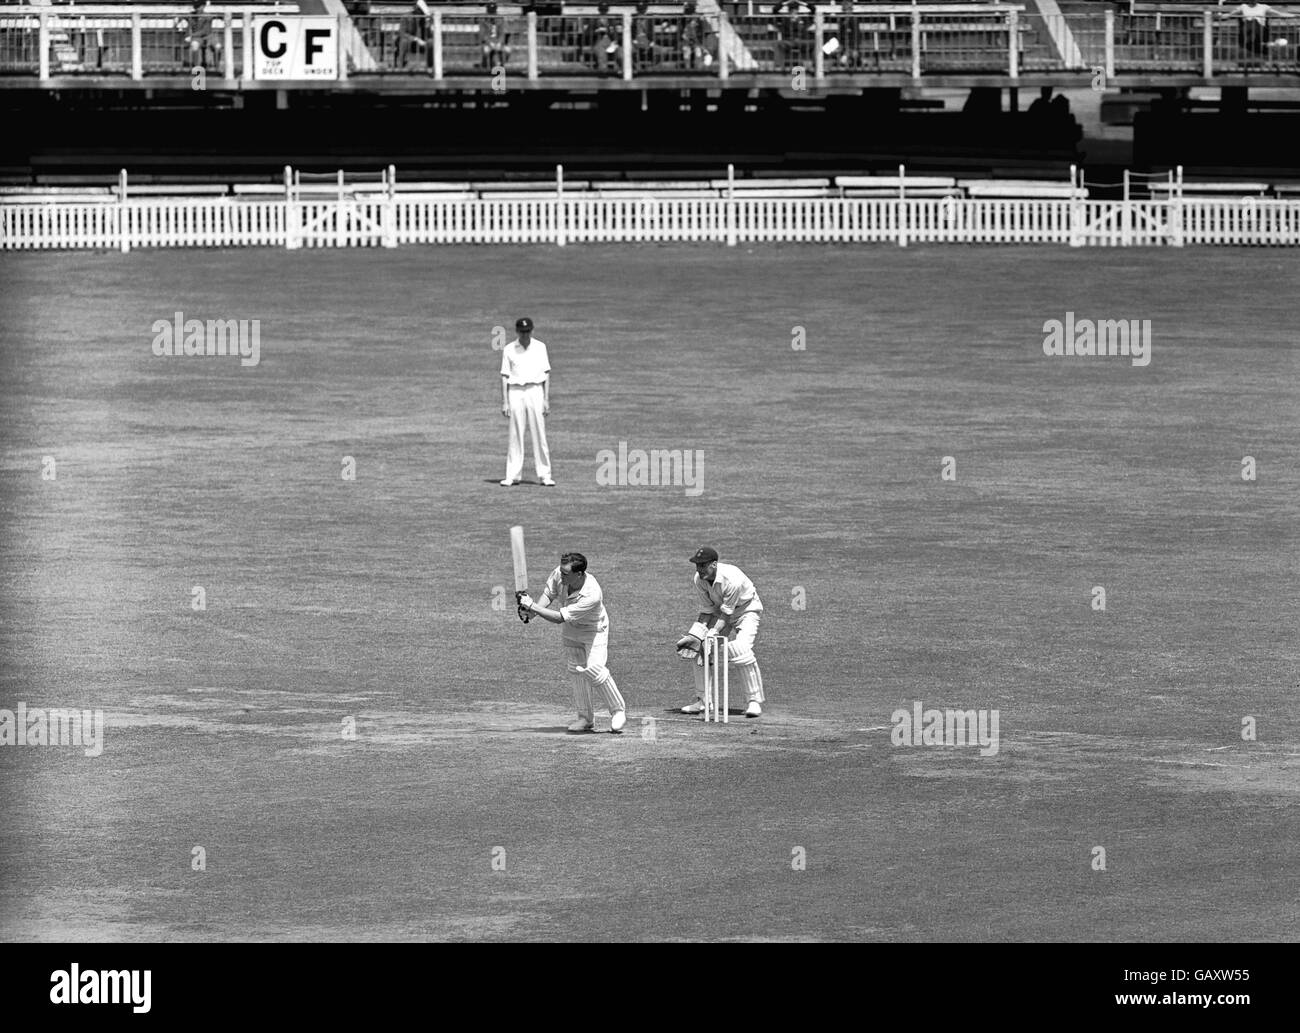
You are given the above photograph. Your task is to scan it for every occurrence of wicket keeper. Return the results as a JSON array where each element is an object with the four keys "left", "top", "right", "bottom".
[{"left": 676, "top": 547, "right": 766, "bottom": 717}]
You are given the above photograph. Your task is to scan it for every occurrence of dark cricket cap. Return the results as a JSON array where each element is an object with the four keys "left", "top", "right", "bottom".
[
  {"left": 689, "top": 546, "right": 719, "bottom": 565},
  {"left": 515, "top": 317, "right": 534, "bottom": 332}
]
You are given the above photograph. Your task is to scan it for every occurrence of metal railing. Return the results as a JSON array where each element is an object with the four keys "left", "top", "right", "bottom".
[
  {"left": 0, "top": 8, "right": 249, "bottom": 78},
  {"left": 0, "top": 11, "right": 39, "bottom": 70},
  {"left": 2, "top": 6, "right": 1298, "bottom": 78},
  {"left": 1012, "top": 10, "right": 1300, "bottom": 75}
]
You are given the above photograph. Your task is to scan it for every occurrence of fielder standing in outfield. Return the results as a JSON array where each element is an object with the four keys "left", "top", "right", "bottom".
[
  {"left": 499, "top": 316, "right": 555, "bottom": 487},
  {"left": 518, "top": 552, "right": 627, "bottom": 734},
  {"left": 676, "top": 546, "right": 766, "bottom": 717}
]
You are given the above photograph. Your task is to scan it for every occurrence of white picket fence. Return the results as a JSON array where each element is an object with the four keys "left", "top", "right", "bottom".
[{"left": 4, "top": 195, "right": 1300, "bottom": 249}]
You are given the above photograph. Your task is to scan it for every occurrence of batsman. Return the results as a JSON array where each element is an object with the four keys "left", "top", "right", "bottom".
[
  {"left": 515, "top": 537, "right": 627, "bottom": 734},
  {"left": 676, "top": 546, "right": 766, "bottom": 718}
]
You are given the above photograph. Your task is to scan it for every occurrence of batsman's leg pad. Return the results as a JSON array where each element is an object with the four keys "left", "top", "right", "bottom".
[
  {"left": 565, "top": 644, "right": 594, "bottom": 723},
  {"left": 571, "top": 671, "right": 594, "bottom": 724},
  {"left": 596, "top": 673, "right": 626, "bottom": 715}
]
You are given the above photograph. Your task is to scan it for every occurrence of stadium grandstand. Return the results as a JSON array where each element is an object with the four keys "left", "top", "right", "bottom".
[{"left": 1, "top": 0, "right": 1298, "bottom": 228}]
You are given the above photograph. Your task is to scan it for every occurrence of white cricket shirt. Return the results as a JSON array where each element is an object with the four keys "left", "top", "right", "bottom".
[{"left": 500, "top": 339, "right": 551, "bottom": 385}]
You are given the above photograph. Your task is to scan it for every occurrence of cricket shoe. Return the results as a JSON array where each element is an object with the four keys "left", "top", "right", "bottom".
[
  {"left": 499, "top": 479, "right": 520, "bottom": 487},
  {"left": 610, "top": 710, "right": 626, "bottom": 733},
  {"left": 567, "top": 720, "right": 595, "bottom": 733},
  {"left": 745, "top": 701, "right": 762, "bottom": 718},
  {"left": 680, "top": 699, "right": 705, "bottom": 715},
  {"left": 540, "top": 477, "right": 556, "bottom": 487}
]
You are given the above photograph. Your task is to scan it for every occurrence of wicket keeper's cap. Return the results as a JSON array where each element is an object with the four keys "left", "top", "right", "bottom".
[
  {"left": 689, "top": 546, "right": 719, "bottom": 565},
  {"left": 516, "top": 317, "right": 534, "bottom": 332}
]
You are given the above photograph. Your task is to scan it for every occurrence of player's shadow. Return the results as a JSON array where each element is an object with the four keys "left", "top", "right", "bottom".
[
  {"left": 481, "top": 478, "right": 539, "bottom": 486},
  {"left": 522, "top": 725, "right": 587, "bottom": 734}
]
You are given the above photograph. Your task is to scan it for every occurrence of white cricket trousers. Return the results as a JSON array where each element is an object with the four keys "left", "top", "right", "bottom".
[
  {"left": 564, "top": 630, "right": 626, "bottom": 725},
  {"left": 505, "top": 383, "right": 551, "bottom": 482}
]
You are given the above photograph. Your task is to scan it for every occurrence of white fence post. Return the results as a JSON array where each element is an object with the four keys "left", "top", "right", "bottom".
[
  {"left": 1104, "top": 8, "right": 1115, "bottom": 82},
  {"left": 726, "top": 164, "right": 737, "bottom": 246},
  {"left": 1202, "top": 10, "right": 1213, "bottom": 79},
  {"left": 119, "top": 169, "right": 130, "bottom": 253},
  {"left": 243, "top": 15, "right": 254, "bottom": 81},
  {"left": 622, "top": 13, "right": 632, "bottom": 80},
  {"left": 131, "top": 12, "right": 142, "bottom": 81},
  {"left": 814, "top": 8, "right": 825, "bottom": 80},
  {"left": 382, "top": 165, "right": 397, "bottom": 247},
  {"left": 898, "top": 164, "right": 908, "bottom": 247},
  {"left": 718, "top": 16, "right": 729, "bottom": 80},
  {"left": 556, "top": 163, "right": 566, "bottom": 247},
  {"left": 433, "top": 11, "right": 443, "bottom": 79},
  {"left": 338, "top": 13, "right": 349, "bottom": 81},
  {"left": 1171, "top": 163, "right": 1185, "bottom": 245},
  {"left": 38, "top": 12, "right": 49, "bottom": 82},
  {"left": 911, "top": 6, "right": 921, "bottom": 80},
  {"left": 284, "top": 166, "right": 300, "bottom": 249},
  {"left": 527, "top": 12, "right": 538, "bottom": 80},
  {"left": 224, "top": 16, "right": 234, "bottom": 80},
  {"left": 336, "top": 169, "right": 346, "bottom": 248},
  {"left": 1008, "top": 8, "right": 1018, "bottom": 79},
  {"left": 1069, "top": 166, "right": 1083, "bottom": 246}
]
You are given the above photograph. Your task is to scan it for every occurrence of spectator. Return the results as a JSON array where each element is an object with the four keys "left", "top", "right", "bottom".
[
  {"left": 188, "top": 2, "right": 224, "bottom": 72},
  {"left": 1219, "top": 1, "right": 1282, "bottom": 64},
  {"left": 398, "top": 0, "right": 433, "bottom": 71},
  {"left": 680, "top": 1, "right": 716, "bottom": 69},
  {"left": 836, "top": 0, "right": 860, "bottom": 69},
  {"left": 1027, "top": 86, "right": 1052, "bottom": 120},
  {"left": 632, "top": 2, "right": 658, "bottom": 70},
  {"left": 480, "top": 2, "right": 512, "bottom": 70},
  {"left": 586, "top": 2, "right": 622, "bottom": 75},
  {"left": 770, "top": 0, "right": 813, "bottom": 70}
]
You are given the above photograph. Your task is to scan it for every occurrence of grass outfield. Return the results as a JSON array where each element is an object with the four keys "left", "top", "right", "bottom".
[{"left": 0, "top": 244, "right": 1296, "bottom": 942}]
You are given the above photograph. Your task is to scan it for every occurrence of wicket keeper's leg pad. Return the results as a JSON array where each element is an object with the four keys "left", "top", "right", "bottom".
[{"left": 732, "top": 659, "right": 764, "bottom": 703}]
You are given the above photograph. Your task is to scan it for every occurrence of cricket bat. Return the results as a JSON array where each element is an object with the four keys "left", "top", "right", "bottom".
[{"left": 510, "top": 525, "right": 531, "bottom": 623}]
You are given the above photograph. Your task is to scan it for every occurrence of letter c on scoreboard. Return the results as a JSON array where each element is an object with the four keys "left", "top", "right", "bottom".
[{"left": 260, "top": 19, "right": 288, "bottom": 58}]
